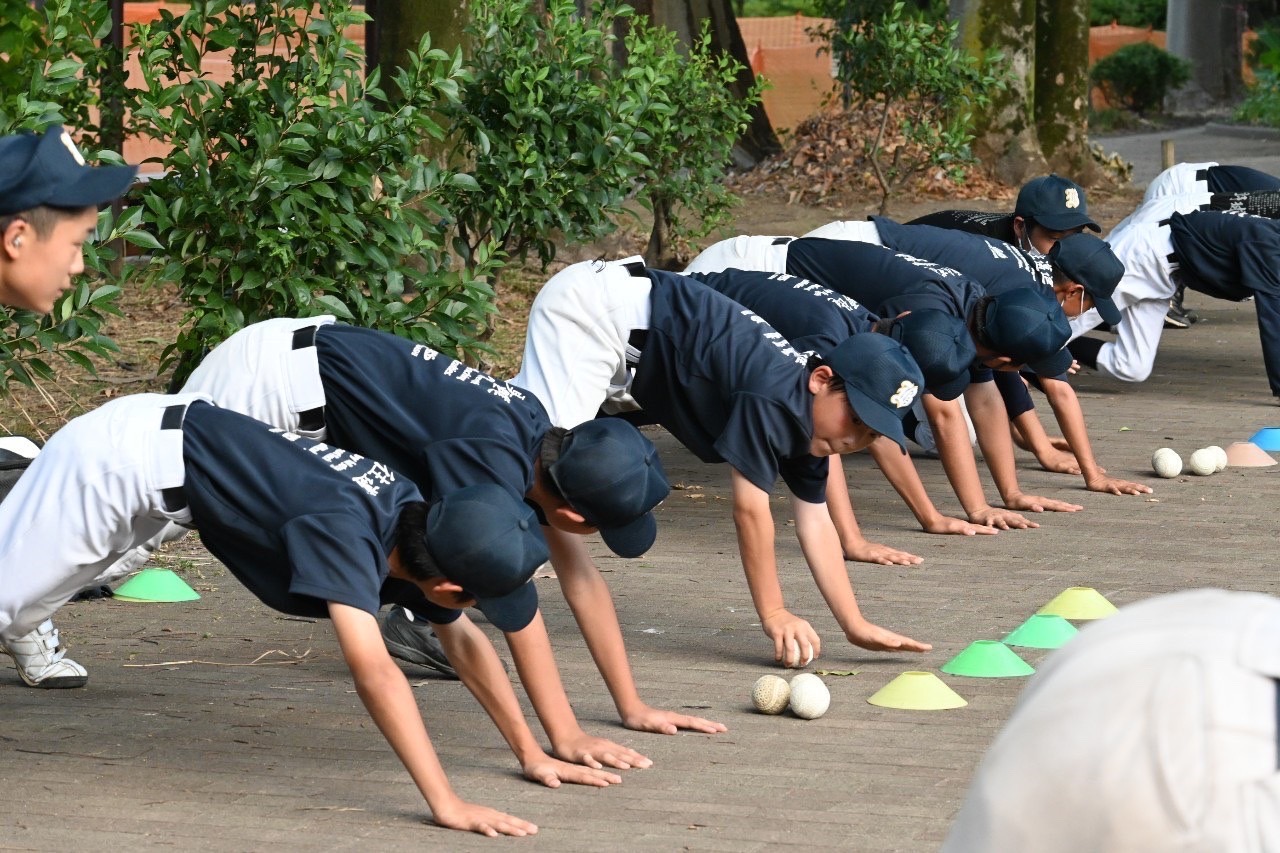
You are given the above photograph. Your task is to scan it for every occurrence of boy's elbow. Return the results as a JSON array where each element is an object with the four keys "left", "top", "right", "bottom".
[{"left": 347, "top": 651, "right": 404, "bottom": 696}]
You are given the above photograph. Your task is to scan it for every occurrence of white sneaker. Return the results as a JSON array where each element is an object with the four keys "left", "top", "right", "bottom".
[{"left": 1, "top": 619, "right": 88, "bottom": 688}]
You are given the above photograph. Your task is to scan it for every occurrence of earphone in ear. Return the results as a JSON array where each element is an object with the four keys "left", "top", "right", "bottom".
[{"left": 11, "top": 237, "right": 21, "bottom": 248}]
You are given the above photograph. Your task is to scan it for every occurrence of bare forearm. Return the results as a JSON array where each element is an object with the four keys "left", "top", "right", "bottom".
[
  {"left": 434, "top": 617, "right": 544, "bottom": 766},
  {"left": 928, "top": 395, "right": 994, "bottom": 514},
  {"left": 329, "top": 605, "right": 460, "bottom": 816},
  {"left": 793, "top": 498, "right": 866, "bottom": 633},
  {"left": 867, "top": 437, "right": 940, "bottom": 528},
  {"left": 734, "top": 490, "right": 787, "bottom": 620},
  {"left": 543, "top": 527, "right": 644, "bottom": 718},
  {"left": 1042, "top": 379, "right": 1102, "bottom": 480},
  {"left": 967, "top": 383, "right": 1024, "bottom": 502},
  {"left": 503, "top": 611, "right": 586, "bottom": 747}
]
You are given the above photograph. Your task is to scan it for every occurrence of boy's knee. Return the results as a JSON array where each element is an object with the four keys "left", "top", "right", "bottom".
[{"left": 1098, "top": 351, "right": 1152, "bottom": 383}]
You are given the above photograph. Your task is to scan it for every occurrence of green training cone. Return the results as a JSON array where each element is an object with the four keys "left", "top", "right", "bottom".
[
  {"left": 1004, "top": 614, "right": 1079, "bottom": 649},
  {"left": 940, "top": 640, "right": 1034, "bottom": 678},
  {"left": 113, "top": 569, "right": 201, "bottom": 603},
  {"left": 1037, "top": 586, "right": 1117, "bottom": 620},
  {"left": 867, "top": 671, "right": 967, "bottom": 710}
]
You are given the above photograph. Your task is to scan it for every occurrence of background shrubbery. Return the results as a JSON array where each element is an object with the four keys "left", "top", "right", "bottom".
[
  {"left": 1, "top": 0, "right": 759, "bottom": 410},
  {"left": 1090, "top": 42, "right": 1191, "bottom": 116}
]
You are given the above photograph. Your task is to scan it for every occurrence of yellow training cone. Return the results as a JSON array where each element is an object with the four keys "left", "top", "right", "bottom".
[
  {"left": 1037, "top": 587, "right": 1117, "bottom": 620},
  {"left": 867, "top": 671, "right": 967, "bottom": 710},
  {"left": 113, "top": 569, "right": 201, "bottom": 603}
]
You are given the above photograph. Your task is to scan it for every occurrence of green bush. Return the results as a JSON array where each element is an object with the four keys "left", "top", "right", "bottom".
[
  {"left": 1237, "top": 22, "right": 1280, "bottom": 127},
  {"left": 612, "top": 19, "right": 759, "bottom": 268},
  {"left": 0, "top": 0, "right": 147, "bottom": 399},
  {"left": 816, "top": 1, "right": 1004, "bottom": 214},
  {"left": 439, "top": 0, "right": 641, "bottom": 281},
  {"left": 1091, "top": 42, "right": 1191, "bottom": 115},
  {"left": 1089, "top": 0, "right": 1166, "bottom": 28},
  {"left": 129, "top": 0, "right": 495, "bottom": 382}
]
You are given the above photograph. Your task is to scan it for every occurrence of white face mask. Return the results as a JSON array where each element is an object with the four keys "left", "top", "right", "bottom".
[{"left": 1059, "top": 289, "right": 1085, "bottom": 317}]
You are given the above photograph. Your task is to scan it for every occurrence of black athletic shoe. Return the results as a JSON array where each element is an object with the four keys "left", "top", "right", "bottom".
[
  {"left": 381, "top": 605, "right": 459, "bottom": 679},
  {"left": 1164, "top": 300, "right": 1197, "bottom": 329},
  {"left": 70, "top": 584, "right": 114, "bottom": 601}
]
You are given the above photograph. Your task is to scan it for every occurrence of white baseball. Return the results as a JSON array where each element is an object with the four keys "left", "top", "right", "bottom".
[
  {"left": 785, "top": 638, "right": 814, "bottom": 668},
  {"left": 1188, "top": 448, "right": 1216, "bottom": 476},
  {"left": 788, "top": 673, "right": 831, "bottom": 720},
  {"left": 1151, "top": 447, "right": 1182, "bottom": 478},
  {"left": 752, "top": 674, "right": 791, "bottom": 715},
  {"left": 1208, "top": 445, "right": 1228, "bottom": 472}
]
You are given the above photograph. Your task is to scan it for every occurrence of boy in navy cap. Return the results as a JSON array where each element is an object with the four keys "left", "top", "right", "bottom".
[
  {"left": 683, "top": 236, "right": 1100, "bottom": 520},
  {"left": 0, "top": 125, "right": 136, "bottom": 313},
  {"left": 694, "top": 223, "right": 1147, "bottom": 500},
  {"left": 1070, "top": 208, "right": 1280, "bottom": 403},
  {"left": 515, "top": 257, "right": 931, "bottom": 672},
  {"left": 176, "top": 316, "right": 721, "bottom": 749},
  {"left": 0, "top": 125, "right": 136, "bottom": 687},
  {"left": 681, "top": 266, "right": 1000, "bottom": 548},
  {"left": 905, "top": 176, "right": 1152, "bottom": 467},
  {"left": 908, "top": 173, "right": 1101, "bottom": 256},
  {"left": 0, "top": 393, "right": 599, "bottom": 837}
]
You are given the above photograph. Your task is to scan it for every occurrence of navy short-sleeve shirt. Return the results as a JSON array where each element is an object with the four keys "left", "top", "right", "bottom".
[
  {"left": 313, "top": 324, "right": 546, "bottom": 504},
  {"left": 906, "top": 209, "right": 1017, "bottom": 244},
  {"left": 631, "top": 271, "right": 829, "bottom": 503},
  {"left": 180, "top": 401, "right": 428, "bottom": 620},
  {"left": 872, "top": 216, "right": 1052, "bottom": 294},
  {"left": 783, "top": 240, "right": 992, "bottom": 383},
  {"left": 785, "top": 239, "right": 985, "bottom": 321},
  {"left": 684, "top": 267, "right": 877, "bottom": 355}
]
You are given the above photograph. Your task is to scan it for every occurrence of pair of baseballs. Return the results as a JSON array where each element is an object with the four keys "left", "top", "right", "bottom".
[
  {"left": 1151, "top": 446, "right": 1227, "bottom": 478},
  {"left": 752, "top": 673, "right": 831, "bottom": 719}
]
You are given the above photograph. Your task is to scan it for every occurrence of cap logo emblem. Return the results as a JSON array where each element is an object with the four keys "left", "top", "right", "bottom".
[
  {"left": 1063, "top": 188, "right": 1080, "bottom": 209},
  {"left": 58, "top": 130, "right": 86, "bottom": 166},
  {"left": 889, "top": 380, "right": 918, "bottom": 409}
]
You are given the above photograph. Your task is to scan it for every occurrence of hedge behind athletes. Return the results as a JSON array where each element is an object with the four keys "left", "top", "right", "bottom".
[{"left": 130, "top": 0, "right": 501, "bottom": 385}]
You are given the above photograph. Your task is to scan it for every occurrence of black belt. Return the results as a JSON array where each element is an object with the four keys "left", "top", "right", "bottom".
[
  {"left": 291, "top": 325, "right": 326, "bottom": 432},
  {"left": 622, "top": 259, "right": 647, "bottom": 278},
  {"left": 626, "top": 328, "right": 648, "bottom": 369},
  {"left": 772, "top": 236, "right": 793, "bottom": 246},
  {"left": 160, "top": 404, "right": 189, "bottom": 513},
  {"left": 1196, "top": 168, "right": 1209, "bottom": 182}
]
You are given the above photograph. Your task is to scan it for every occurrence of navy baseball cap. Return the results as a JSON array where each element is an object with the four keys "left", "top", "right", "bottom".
[
  {"left": 885, "top": 309, "right": 976, "bottom": 402},
  {"left": 424, "top": 484, "right": 548, "bottom": 633},
  {"left": 981, "top": 287, "right": 1072, "bottom": 376},
  {"left": 0, "top": 125, "right": 137, "bottom": 217},
  {"left": 1015, "top": 174, "right": 1100, "bottom": 233},
  {"left": 547, "top": 418, "right": 670, "bottom": 559},
  {"left": 1049, "top": 233, "right": 1125, "bottom": 325},
  {"left": 825, "top": 333, "right": 925, "bottom": 452}
]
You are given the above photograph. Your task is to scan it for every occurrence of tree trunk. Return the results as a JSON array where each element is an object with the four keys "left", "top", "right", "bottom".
[
  {"left": 644, "top": 197, "right": 676, "bottom": 269},
  {"left": 373, "top": 2, "right": 469, "bottom": 89},
  {"left": 1033, "top": 0, "right": 1096, "bottom": 182},
  {"left": 950, "top": 0, "right": 1046, "bottom": 183},
  {"left": 1167, "top": 0, "right": 1246, "bottom": 112},
  {"left": 634, "top": 0, "right": 780, "bottom": 165}
]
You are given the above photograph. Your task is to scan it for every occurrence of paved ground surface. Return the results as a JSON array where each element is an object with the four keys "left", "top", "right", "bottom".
[
  {"left": 1096, "top": 121, "right": 1280, "bottom": 188},
  {"left": 6, "top": 127, "right": 1280, "bottom": 851}
]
